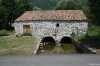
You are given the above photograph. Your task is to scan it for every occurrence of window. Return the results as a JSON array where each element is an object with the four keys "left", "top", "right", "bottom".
[{"left": 56, "top": 23, "right": 59, "bottom": 27}]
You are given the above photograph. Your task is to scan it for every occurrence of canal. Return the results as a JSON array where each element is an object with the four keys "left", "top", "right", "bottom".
[
  {"left": 38, "top": 43, "right": 81, "bottom": 55},
  {"left": 36, "top": 36, "right": 83, "bottom": 55},
  {"left": 35, "top": 36, "right": 95, "bottom": 55}
]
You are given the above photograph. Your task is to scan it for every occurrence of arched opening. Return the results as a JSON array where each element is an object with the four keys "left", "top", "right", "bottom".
[
  {"left": 40, "top": 37, "right": 56, "bottom": 54},
  {"left": 60, "top": 36, "right": 72, "bottom": 43},
  {"left": 41, "top": 37, "right": 56, "bottom": 44}
]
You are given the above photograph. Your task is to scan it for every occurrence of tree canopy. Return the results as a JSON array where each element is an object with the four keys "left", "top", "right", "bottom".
[
  {"left": 88, "top": 0, "right": 100, "bottom": 26},
  {"left": 1, "top": 0, "right": 17, "bottom": 28},
  {"left": 0, "top": 6, "right": 7, "bottom": 29},
  {"left": 15, "top": 0, "right": 33, "bottom": 18},
  {"left": 54, "top": 0, "right": 82, "bottom": 10},
  {"left": 0, "top": 0, "right": 33, "bottom": 29},
  {"left": 31, "top": 0, "right": 58, "bottom": 10}
]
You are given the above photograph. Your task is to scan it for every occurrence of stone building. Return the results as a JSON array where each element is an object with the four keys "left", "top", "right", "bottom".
[{"left": 14, "top": 10, "right": 88, "bottom": 43}]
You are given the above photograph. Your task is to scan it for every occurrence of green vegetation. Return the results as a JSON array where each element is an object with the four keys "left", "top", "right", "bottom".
[
  {"left": 0, "top": 0, "right": 100, "bottom": 55},
  {"left": 0, "top": 6, "right": 7, "bottom": 30},
  {"left": 30, "top": 0, "right": 88, "bottom": 10},
  {"left": 0, "top": 30, "right": 37, "bottom": 56},
  {"left": 54, "top": 0, "right": 82, "bottom": 10},
  {"left": 76, "top": 26, "right": 100, "bottom": 53},
  {"left": 0, "top": 29, "right": 8, "bottom": 36},
  {"left": 88, "top": 0, "right": 100, "bottom": 25},
  {"left": 31, "top": 0, "right": 58, "bottom": 10},
  {"left": 0, "top": 0, "right": 33, "bottom": 30}
]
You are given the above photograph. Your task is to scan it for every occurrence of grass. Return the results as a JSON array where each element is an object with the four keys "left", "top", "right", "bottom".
[
  {"left": 0, "top": 30, "right": 37, "bottom": 56},
  {"left": 76, "top": 26, "right": 100, "bottom": 53}
]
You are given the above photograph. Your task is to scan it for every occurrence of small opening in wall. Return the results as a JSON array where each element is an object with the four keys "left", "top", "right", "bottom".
[
  {"left": 56, "top": 23, "right": 59, "bottom": 27},
  {"left": 16, "top": 35, "right": 18, "bottom": 37}
]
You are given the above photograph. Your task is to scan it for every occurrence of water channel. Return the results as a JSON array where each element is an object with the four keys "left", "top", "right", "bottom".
[{"left": 38, "top": 43, "right": 82, "bottom": 55}]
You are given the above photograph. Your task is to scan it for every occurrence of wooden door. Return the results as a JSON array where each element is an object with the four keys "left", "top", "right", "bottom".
[{"left": 23, "top": 25, "right": 31, "bottom": 35}]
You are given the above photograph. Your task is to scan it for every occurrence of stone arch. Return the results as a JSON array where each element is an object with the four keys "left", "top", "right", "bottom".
[
  {"left": 60, "top": 36, "right": 72, "bottom": 43},
  {"left": 41, "top": 36, "right": 56, "bottom": 43}
]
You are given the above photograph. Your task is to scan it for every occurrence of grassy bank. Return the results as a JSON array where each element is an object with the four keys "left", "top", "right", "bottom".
[
  {"left": 77, "top": 26, "right": 100, "bottom": 53},
  {"left": 0, "top": 30, "right": 37, "bottom": 56}
]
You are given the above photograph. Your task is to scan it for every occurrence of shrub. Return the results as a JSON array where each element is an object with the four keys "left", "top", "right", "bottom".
[{"left": 0, "top": 29, "right": 8, "bottom": 36}]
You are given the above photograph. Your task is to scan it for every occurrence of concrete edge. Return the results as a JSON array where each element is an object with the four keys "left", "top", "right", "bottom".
[
  {"left": 73, "top": 40, "right": 96, "bottom": 54},
  {"left": 34, "top": 39, "right": 41, "bottom": 55}
]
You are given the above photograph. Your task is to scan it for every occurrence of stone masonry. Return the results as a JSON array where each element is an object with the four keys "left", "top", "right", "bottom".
[
  {"left": 14, "top": 20, "right": 88, "bottom": 42},
  {"left": 14, "top": 10, "right": 88, "bottom": 42}
]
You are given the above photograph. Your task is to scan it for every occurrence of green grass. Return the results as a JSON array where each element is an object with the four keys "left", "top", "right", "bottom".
[
  {"left": 0, "top": 30, "right": 37, "bottom": 56},
  {"left": 76, "top": 26, "right": 100, "bottom": 53}
]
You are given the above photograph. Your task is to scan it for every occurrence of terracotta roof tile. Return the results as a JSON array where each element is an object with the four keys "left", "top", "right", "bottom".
[{"left": 15, "top": 10, "right": 87, "bottom": 22}]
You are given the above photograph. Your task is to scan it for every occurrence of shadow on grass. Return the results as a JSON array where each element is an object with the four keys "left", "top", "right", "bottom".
[
  {"left": 0, "top": 29, "right": 14, "bottom": 36},
  {"left": 0, "top": 33, "right": 8, "bottom": 36},
  {"left": 79, "top": 35, "right": 100, "bottom": 49}
]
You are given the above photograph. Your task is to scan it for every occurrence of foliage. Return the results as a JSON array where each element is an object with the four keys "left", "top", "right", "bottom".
[
  {"left": 55, "top": 0, "right": 82, "bottom": 10},
  {"left": 54, "top": 1, "right": 67, "bottom": 10},
  {"left": 33, "top": 6, "right": 42, "bottom": 10},
  {"left": 1, "top": 0, "right": 17, "bottom": 29},
  {"left": 74, "top": 0, "right": 88, "bottom": 7},
  {"left": 0, "top": 0, "right": 33, "bottom": 30},
  {"left": 0, "top": 6, "right": 7, "bottom": 29},
  {"left": 29, "top": 0, "right": 88, "bottom": 10},
  {"left": 0, "top": 29, "right": 8, "bottom": 36},
  {"left": 71, "top": 32, "right": 76, "bottom": 38},
  {"left": 65, "top": 0, "right": 82, "bottom": 10},
  {"left": 15, "top": 0, "right": 33, "bottom": 17},
  {"left": 32, "top": 0, "right": 58, "bottom": 10},
  {"left": 77, "top": 26, "right": 100, "bottom": 49},
  {"left": 82, "top": 7, "right": 90, "bottom": 21},
  {"left": 88, "top": 0, "right": 100, "bottom": 26}
]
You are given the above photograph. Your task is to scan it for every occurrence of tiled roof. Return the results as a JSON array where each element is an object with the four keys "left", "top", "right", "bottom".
[{"left": 15, "top": 10, "right": 87, "bottom": 22}]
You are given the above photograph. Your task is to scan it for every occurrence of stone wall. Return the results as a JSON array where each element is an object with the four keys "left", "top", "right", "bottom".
[
  {"left": 14, "top": 20, "right": 88, "bottom": 42},
  {"left": 73, "top": 40, "right": 96, "bottom": 54}
]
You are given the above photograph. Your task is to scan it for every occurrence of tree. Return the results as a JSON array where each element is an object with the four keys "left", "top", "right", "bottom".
[
  {"left": 55, "top": 0, "right": 82, "bottom": 10},
  {"left": 15, "top": 0, "right": 33, "bottom": 18},
  {"left": 82, "top": 7, "right": 90, "bottom": 21},
  {"left": 65, "top": 0, "right": 76, "bottom": 10},
  {"left": 32, "top": 0, "right": 58, "bottom": 10},
  {"left": 0, "top": 0, "right": 33, "bottom": 29},
  {"left": 33, "top": 6, "right": 42, "bottom": 10},
  {"left": 1, "top": 0, "right": 17, "bottom": 29},
  {"left": 0, "top": 6, "right": 7, "bottom": 29},
  {"left": 88, "top": 0, "right": 100, "bottom": 26},
  {"left": 54, "top": 1, "right": 67, "bottom": 10}
]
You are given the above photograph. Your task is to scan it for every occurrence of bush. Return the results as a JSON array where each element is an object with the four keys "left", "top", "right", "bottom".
[{"left": 0, "top": 29, "right": 8, "bottom": 36}]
